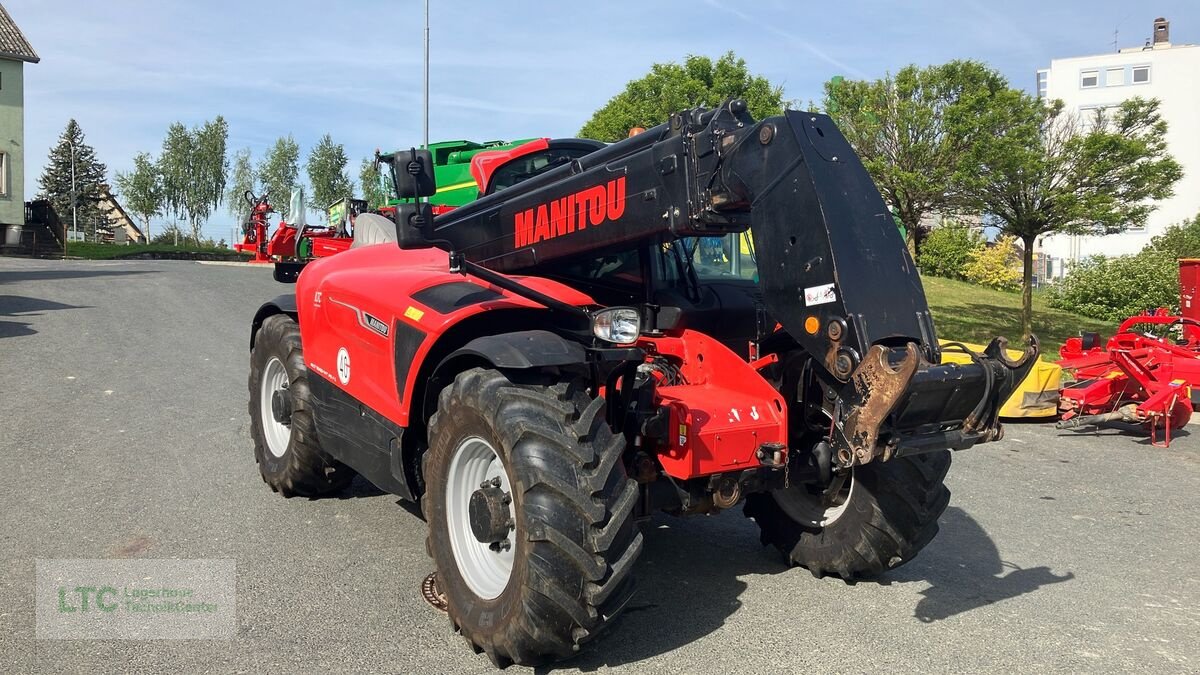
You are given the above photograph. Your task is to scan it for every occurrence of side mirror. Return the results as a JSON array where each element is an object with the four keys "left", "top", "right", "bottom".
[
  {"left": 394, "top": 203, "right": 435, "bottom": 250},
  {"left": 390, "top": 148, "right": 437, "bottom": 199}
]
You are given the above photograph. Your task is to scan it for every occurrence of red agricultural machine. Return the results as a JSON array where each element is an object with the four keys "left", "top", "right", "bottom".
[
  {"left": 1056, "top": 260, "right": 1200, "bottom": 445},
  {"left": 233, "top": 190, "right": 361, "bottom": 263},
  {"left": 246, "top": 101, "right": 1037, "bottom": 666}
]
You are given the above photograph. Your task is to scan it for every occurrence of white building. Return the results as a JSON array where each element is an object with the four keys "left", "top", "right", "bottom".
[{"left": 1036, "top": 17, "right": 1200, "bottom": 278}]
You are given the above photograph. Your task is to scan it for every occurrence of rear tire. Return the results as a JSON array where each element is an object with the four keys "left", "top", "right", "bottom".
[
  {"left": 745, "top": 451, "right": 951, "bottom": 580},
  {"left": 249, "top": 314, "right": 353, "bottom": 497},
  {"left": 423, "top": 368, "right": 642, "bottom": 667}
]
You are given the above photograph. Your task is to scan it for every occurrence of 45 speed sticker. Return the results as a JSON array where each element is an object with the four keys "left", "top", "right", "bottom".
[{"left": 336, "top": 348, "right": 351, "bottom": 385}]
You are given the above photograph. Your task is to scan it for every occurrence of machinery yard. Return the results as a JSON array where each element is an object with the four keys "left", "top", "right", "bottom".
[{"left": 2, "top": 257, "right": 1197, "bottom": 672}]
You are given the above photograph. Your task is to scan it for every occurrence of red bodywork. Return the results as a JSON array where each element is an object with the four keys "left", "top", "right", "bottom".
[
  {"left": 296, "top": 244, "right": 788, "bottom": 480},
  {"left": 470, "top": 139, "right": 550, "bottom": 195},
  {"left": 1056, "top": 261, "right": 1200, "bottom": 445}
]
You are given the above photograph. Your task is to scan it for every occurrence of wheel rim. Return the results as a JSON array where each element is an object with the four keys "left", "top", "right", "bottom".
[
  {"left": 260, "top": 357, "right": 291, "bottom": 459},
  {"left": 446, "top": 436, "right": 516, "bottom": 600},
  {"left": 772, "top": 469, "right": 856, "bottom": 527}
]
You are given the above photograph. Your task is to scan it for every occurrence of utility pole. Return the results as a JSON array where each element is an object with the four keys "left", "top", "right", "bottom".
[{"left": 429, "top": 0, "right": 434, "bottom": 148}]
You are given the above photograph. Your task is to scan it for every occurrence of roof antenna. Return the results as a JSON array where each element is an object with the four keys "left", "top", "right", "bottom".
[{"left": 423, "top": 0, "right": 430, "bottom": 151}]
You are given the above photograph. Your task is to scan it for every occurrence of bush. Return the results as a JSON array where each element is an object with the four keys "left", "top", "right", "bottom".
[
  {"left": 963, "top": 236, "right": 1021, "bottom": 291},
  {"left": 917, "top": 224, "right": 982, "bottom": 279},
  {"left": 1046, "top": 212, "right": 1200, "bottom": 321},
  {"left": 1047, "top": 252, "right": 1177, "bottom": 321}
]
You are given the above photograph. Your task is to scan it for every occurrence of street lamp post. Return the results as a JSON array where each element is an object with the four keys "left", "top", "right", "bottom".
[{"left": 69, "top": 140, "right": 78, "bottom": 243}]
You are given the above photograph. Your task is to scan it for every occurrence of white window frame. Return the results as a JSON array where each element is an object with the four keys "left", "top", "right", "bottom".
[
  {"left": 1080, "top": 69, "right": 1099, "bottom": 88},
  {"left": 1131, "top": 65, "right": 1151, "bottom": 84},
  {"left": 1036, "top": 70, "right": 1049, "bottom": 99},
  {"left": 1105, "top": 67, "right": 1125, "bottom": 86},
  {"left": 0, "top": 152, "right": 8, "bottom": 197}
]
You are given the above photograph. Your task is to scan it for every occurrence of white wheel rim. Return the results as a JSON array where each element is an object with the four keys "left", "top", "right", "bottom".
[
  {"left": 773, "top": 469, "right": 856, "bottom": 527},
  {"left": 446, "top": 436, "right": 516, "bottom": 600},
  {"left": 260, "top": 357, "right": 291, "bottom": 459}
]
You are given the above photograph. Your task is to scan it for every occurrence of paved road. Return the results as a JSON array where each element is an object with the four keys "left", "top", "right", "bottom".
[{"left": 2, "top": 257, "right": 1198, "bottom": 673}]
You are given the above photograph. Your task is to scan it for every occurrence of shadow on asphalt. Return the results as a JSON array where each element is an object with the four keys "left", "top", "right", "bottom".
[
  {"left": 0, "top": 295, "right": 91, "bottom": 338},
  {"left": 887, "top": 506, "right": 1075, "bottom": 623},
  {"left": 552, "top": 506, "right": 1074, "bottom": 670},
  {"left": 555, "top": 513, "right": 786, "bottom": 672},
  {"left": 0, "top": 268, "right": 158, "bottom": 284}
]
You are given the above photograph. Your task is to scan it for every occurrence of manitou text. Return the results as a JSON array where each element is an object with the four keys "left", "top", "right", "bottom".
[{"left": 513, "top": 177, "right": 626, "bottom": 248}]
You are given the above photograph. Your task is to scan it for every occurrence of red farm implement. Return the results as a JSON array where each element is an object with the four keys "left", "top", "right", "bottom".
[
  {"left": 1055, "top": 260, "right": 1200, "bottom": 446},
  {"left": 233, "top": 191, "right": 357, "bottom": 263}
]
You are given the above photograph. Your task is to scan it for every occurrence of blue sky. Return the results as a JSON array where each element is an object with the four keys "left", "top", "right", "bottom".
[{"left": 8, "top": 0, "right": 1199, "bottom": 241}]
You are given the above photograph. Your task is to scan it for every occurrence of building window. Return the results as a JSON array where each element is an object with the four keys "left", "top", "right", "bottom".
[
  {"left": 1035, "top": 70, "right": 1048, "bottom": 99},
  {"left": 1106, "top": 67, "right": 1124, "bottom": 86},
  {"left": 0, "top": 153, "right": 7, "bottom": 197},
  {"left": 1080, "top": 70, "right": 1099, "bottom": 88},
  {"left": 1132, "top": 65, "right": 1150, "bottom": 83}
]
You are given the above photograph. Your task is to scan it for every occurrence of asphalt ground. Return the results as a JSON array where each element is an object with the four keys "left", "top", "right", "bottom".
[{"left": 1, "top": 256, "right": 1197, "bottom": 673}]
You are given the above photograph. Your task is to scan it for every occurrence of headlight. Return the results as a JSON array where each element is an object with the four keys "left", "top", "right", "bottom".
[{"left": 592, "top": 307, "right": 641, "bottom": 344}]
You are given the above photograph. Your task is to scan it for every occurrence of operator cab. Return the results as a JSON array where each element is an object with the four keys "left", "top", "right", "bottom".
[{"left": 534, "top": 233, "right": 763, "bottom": 357}]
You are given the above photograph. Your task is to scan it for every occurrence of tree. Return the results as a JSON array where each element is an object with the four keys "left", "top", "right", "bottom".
[
  {"left": 156, "top": 117, "right": 228, "bottom": 245},
  {"left": 258, "top": 135, "right": 301, "bottom": 213},
  {"left": 359, "top": 157, "right": 387, "bottom": 209},
  {"left": 158, "top": 122, "right": 193, "bottom": 244},
  {"left": 579, "top": 52, "right": 785, "bottom": 142},
  {"left": 823, "top": 60, "right": 1009, "bottom": 255},
  {"left": 226, "top": 148, "right": 256, "bottom": 219},
  {"left": 306, "top": 134, "right": 354, "bottom": 210},
  {"left": 962, "top": 236, "right": 1021, "bottom": 291},
  {"left": 113, "top": 152, "right": 162, "bottom": 241},
  {"left": 186, "top": 116, "right": 229, "bottom": 244},
  {"left": 38, "top": 119, "right": 111, "bottom": 241},
  {"left": 916, "top": 222, "right": 982, "bottom": 279},
  {"left": 958, "top": 95, "right": 1183, "bottom": 338}
]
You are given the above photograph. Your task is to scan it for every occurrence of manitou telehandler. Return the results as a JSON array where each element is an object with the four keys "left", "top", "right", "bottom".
[{"left": 247, "top": 100, "right": 1038, "bottom": 667}]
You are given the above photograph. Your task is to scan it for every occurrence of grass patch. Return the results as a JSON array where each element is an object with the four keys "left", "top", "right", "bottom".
[
  {"left": 65, "top": 242, "right": 248, "bottom": 260},
  {"left": 922, "top": 275, "right": 1115, "bottom": 359}
]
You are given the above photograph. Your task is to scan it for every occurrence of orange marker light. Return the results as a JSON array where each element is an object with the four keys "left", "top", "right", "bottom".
[{"left": 804, "top": 316, "right": 820, "bottom": 334}]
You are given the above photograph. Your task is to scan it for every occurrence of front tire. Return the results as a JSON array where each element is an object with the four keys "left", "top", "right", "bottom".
[
  {"left": 745, "top": 451, "right": 951, "bottom": 580},
  {"left": 423, "top": 368, "right": 642, "bottom": 667},
  {"left": 249, "top": 314, "right": 353, "bottom": 497}
]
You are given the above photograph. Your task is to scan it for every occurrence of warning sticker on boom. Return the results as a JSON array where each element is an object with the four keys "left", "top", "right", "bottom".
[{"left": 804, "top": 283, "right": 837, "bottom": 306}]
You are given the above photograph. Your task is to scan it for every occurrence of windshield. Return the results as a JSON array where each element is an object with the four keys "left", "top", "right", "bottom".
[{"left": 664, "top": 234, "right": 758, "bottom": 284}]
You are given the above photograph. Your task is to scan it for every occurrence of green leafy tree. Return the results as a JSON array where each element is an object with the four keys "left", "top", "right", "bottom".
[
  {"left": 958, "top": 95, "right": 1183, "bottom": 338},
  {"left": 226, "top": 148, "right": 257, "bottom": 219},
  {"left": 917, "top": 222, "right": 982, "bottom": 279},
  {"left": 258, "top": 135, "right": 301, "bottom": 213},
  {"left": 1144, "top": 211, "right": 1200, "bottom": 259},
  {"left": 156, "top": 117, "right": 228, "bottom": 245},
  {"left": 359, "top": 157, "right": 387, "bottom": 209},
  {"left": 962, "top": 236, "right": 1022, "bottom": 291},
  {"left": 38, "top": 119, "right": 112, "bottom": 241},
  {"left": 580, "top": 52, "right": 785, "bottom": 142},
  {"left": 157, "top": 122, "right": 193, "bottom": 244},
  {"left": 306, "top": 134, "right": 354, "bottom": 210},
  {"left": 185, "top": 116, "right": 228, "bottom": 244},
  {"left": 113, "top": 152, "right": 162, "bottom": 242},
  {"left": 823, "top": 60, "right": 1009, "bottom": 255}
]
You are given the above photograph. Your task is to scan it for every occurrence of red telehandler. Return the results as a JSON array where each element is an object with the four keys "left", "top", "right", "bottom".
[{"left": 247, "top": 101, "right": 1037, "bottom": 666}]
